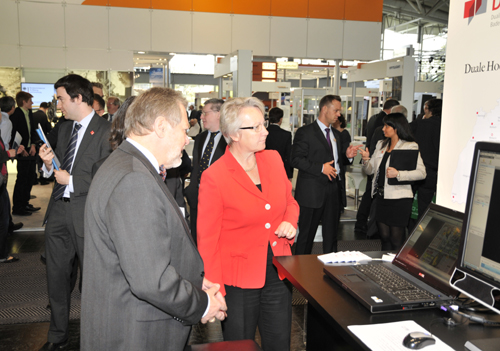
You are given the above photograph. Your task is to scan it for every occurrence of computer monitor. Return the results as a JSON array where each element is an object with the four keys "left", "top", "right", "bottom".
[
  {"left": 450, "top": 141, "right": 500, "bottom": 314},
  {"left": 21, "top": 83, "right": 56, "bottom": 108}
]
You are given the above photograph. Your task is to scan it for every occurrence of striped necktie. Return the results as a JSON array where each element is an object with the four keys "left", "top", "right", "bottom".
[{"left": 53, "top": 123, "right": 82, "bottom": 200}]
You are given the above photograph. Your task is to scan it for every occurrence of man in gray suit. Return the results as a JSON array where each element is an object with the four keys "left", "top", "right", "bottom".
[
  {"left": 81, "top": 87, "right": 227, "bottom": 350},
  {"left": 38, "top": 74, "right": 112, "bottom": 350}
]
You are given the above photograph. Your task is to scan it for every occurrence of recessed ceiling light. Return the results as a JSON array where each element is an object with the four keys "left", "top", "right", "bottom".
[
  {"left": 138, "top": 51, "right": 145, "bottom": 54},
  {"left": 169, "top": 53, "right": 176, "bottom": 55}
]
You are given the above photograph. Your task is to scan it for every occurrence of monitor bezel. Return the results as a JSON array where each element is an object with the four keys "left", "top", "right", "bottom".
[{"left": 455, "top": 141, "right": 500, "bottom": 309}]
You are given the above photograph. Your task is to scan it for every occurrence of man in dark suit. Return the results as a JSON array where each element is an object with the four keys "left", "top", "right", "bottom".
[
  {"left": 102, "top": 96, "right": 120, "bottom": 122},
  {"left": 265, "top": 107, "right": 293, "bottom": 178},
  {"left": 355, "top": 98, "right": 400, "bottom": 234},
  {"left": 33, "top": 102, "right": 52, "bottom": 185},
  {"left": 81, "top": 87, "right": 226, "bottom": 350},
  {"left": 185, "top": 98, "right": 226, "bottom": 244},
  {"left": 10, "top": 91, "right": 40, "bottom": 216},
  {"left": 291, "top": 95, "right": 360, "bottom": 255},
  {"left": 38, "top": 74, "right": 112, "bottom": 351}
]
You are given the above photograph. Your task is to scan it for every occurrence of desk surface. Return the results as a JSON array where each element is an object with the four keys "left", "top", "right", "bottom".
[{"left": 274, "top": 254, "right": 500, "bottom": 351}]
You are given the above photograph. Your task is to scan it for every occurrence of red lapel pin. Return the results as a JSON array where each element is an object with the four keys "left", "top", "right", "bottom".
[{"left": 90, "top": 130, "right": 94, "bottom": 135}]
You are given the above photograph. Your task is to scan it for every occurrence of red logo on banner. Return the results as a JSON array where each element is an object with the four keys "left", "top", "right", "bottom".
[{"left": 464, "top": 0, "right": 487, "bottom": 19}]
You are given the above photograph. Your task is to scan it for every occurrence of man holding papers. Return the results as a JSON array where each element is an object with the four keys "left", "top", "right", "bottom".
[{"left": 38, "top": 74, "right": 111, "bottom": 351}]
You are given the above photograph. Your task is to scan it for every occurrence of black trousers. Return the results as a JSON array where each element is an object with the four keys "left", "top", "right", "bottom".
[
  {"left": 295, "top": 180, "right": 340, "bottom": 255},
  {"left": 45, "top": 199, "right": 84, "bottom": 343},
  {"left": 0, "top": 183, "right": 11, "bottom": 259},
  {"left": 12, "top": 157, "right": 36, "bottom": 212},
  {"left": 189, "top": 205, "right": 198, "bottom": 245},
  {"left": 222, "top": 246, "right": 292, "bottom": 351},
  {"left": 355, "top": 175, "right": 373, "bottom": 229}
]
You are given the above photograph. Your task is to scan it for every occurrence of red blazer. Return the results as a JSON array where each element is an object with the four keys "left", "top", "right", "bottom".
[{"left": 197, "top": 148, "right": 299, "bottom": 296}]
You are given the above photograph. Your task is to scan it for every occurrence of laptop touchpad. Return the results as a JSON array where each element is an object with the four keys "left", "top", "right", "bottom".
[{"left": 343, "top": 274, "right": 365, "bottom": 283}]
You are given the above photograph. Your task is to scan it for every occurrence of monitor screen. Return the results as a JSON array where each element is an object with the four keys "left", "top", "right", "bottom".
[
  {"left": 21, "top": 83, "right": 56, "bottom": 108},
  {"left": 451, "top": 142, "right": 500, "bottom": 313}
]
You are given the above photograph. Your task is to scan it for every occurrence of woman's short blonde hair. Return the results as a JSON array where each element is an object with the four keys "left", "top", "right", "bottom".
[{"left": 220, "top": 97, "right": 265, "bottom": 145}]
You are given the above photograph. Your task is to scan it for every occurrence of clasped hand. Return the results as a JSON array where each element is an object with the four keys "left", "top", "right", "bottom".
[
  {"left": 201, "top": 278, "right": 227, "bottom": 324},
  {"left": 275, "top": 221, "right": 296, "bottom": 239}
]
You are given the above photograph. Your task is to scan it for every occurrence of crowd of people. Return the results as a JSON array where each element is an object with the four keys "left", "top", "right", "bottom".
[{"left": 1, "top": 73, "right": 443, "bottom": 351}]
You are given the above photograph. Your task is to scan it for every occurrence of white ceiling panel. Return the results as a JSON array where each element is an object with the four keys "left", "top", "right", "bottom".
[
  {"left": 18, "top": 2, "right": 65, "bottom": 47},
  {"left": 231, "top": 14, "right": 270, "bottom": 56},
  {"left": 109, "top": 7, "right": 150, "bottom": 51},
  {"left": 65, "top": 4, "right": 109, "bottom": 50},
  {"left": 270, "top": 17, "right": 307, "bottom": 58},
  {"left": 307, "top": 19, "right": 343, "bottom": 60},
  {"left": 152, "top": 10, "right": 192, "bottom": 53},
  {"left": 20, "top": 46, "right": 66, "bottom": 69},
  {"left": 192, "top": 12, "right": 231, "bottom": 54},
  {"left": 343, "top": 21, "right": 381, "bottom": 61}
]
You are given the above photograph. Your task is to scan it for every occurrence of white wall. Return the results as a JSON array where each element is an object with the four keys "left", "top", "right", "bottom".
[{"left": 0, "top": 0, "right": 381, "bottom": 71}]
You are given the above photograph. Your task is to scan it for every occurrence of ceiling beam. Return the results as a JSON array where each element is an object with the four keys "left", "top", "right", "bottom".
[
  {"left": 426, "top": 0, "right": 446, "bottom": 17},
  {"left": 383, "top": 6, "right": 448, "bottom": 26}
]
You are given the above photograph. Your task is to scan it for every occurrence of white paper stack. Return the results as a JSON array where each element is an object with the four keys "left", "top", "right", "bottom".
[{"left": 318, "top": 251, "right": 373, "bottom": 264}]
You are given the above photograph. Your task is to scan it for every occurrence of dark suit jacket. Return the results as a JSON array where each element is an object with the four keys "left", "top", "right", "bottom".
[
  {"left": 185, "top": 131, "right": 227, "bottom": 209},
  {"left": 32, "top": 110, "right": 52, "bottom": 134},
  {"left": 82, "top": 140, "right": 207, "bottom": 350},
  {"left": 10, "top": 107, "right": 39, "bottom": 151},
  {"left": 43, "top": 113, "right": 112, "bottom": 235},
  {"left": 366, "top": 111, "right": 386, "bottom": 148},
  {"left": 265, "top": 124, "right": 293, "bottom": 178},
  {"left": 291, "top": 121, "right": 350, "bottom": 209}
]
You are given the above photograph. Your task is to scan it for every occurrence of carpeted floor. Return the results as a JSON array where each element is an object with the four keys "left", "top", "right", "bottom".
[{"left": 0, "top": 252, "right": 81, "bottom": 325}]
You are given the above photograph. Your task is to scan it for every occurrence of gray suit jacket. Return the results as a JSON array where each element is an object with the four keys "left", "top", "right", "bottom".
[
  {"left": 81, "top": 140, "right": 208, "bottom": 351},
  {"left": 43, "top": 113, "right": 111, "bottom": 235}
]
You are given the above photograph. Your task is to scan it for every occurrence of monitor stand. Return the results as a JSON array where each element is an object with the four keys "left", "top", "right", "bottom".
[{"left": 465, "top": 338, "right": 500, "bottom": 351}]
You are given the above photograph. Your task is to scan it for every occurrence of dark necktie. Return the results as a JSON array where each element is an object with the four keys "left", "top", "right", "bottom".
[
  {"left": 159, "top": 165, "right": 167, "bottom": 181},
  {"left": 325, "top": 128, "right": 334, "bottom": 161},
  {"left": 53, "top": 123, "right": 82, "bottom": 200},
  {"left": 198, "top": 131, "right": 219, "bottom": 182}
]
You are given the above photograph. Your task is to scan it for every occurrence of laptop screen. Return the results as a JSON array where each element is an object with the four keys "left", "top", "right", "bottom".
[{"left": 393, "top": 204, "right": 463, "bottom": 297}]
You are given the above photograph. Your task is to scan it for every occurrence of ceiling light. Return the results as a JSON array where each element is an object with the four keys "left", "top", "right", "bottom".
[
  {"left": 169, "top": 53, "right": 176, "bottom": 55},
  {"left": 138, "top": 51, "right": 145, "bottom": 54}
]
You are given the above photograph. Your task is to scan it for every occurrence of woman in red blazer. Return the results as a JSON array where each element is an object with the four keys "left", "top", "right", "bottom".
[{"left": 197, "top": 97, "right": 299, "bottom": 351}]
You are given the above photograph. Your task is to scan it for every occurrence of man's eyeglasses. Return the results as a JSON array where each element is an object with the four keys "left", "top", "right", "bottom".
[
  {"left": 239, "top": 123, "right": 266, "bottom": 133},
  {"left": 201, "top": 110, "right": 214, "bottom": 116}
]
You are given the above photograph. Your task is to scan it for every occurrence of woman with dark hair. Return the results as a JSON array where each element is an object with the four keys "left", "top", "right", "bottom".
[
  {"left": 332, "top": 114, "right": 351, "bottom": 151},
  {"left": 359, "top": 113, "right": 426, "bottom": 250}
]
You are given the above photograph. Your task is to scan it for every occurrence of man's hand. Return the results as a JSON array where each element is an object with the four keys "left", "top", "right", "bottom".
[
  {"left": 39, "top": 143, "right": 54, "bottom": 171},
  {"left": 201, "top": 283, "right": 227, "bottom": 323},
  {"left": 275, "top": 221, "right": 296, "bottom": 239},
  {"left": 386, "top": 167, "right": 399, "bottom": 179},
  {"left": 322, "top": 161, "right": 337, "bottom": 181},
  {"left": 346, "top": 144, "right": 363, "bottom": 158},
  {"left": 54, "top": 169, "right": 70, "bottom": 185},
  {"left": 29, "top": 144, "right": 36, "bottom": 156},
  {"left": 17, "top": 145, "right": 25, "bottom": 155}
]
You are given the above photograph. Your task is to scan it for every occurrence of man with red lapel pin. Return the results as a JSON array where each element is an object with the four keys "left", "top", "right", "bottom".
[{"left": 38, "top": 74, "right": 111, "bottom": 351}]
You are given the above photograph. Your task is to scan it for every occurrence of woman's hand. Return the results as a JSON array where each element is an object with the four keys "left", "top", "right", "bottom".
[
  {"left": 387, "top": 167, "right": 399, "bottom": 179},
  {"left": 359, "top": 147, "right": 370, "bottom": 161},
  {"left": 275, "top": 221, "right": 296, "bottom": 239}
]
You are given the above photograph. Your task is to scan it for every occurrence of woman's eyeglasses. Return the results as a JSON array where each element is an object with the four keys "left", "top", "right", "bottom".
[{"left": 239, "top": 124, "right": 266, "bottom": 133}]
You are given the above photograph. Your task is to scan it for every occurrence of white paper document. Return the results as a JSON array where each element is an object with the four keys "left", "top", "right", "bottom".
[
  {"left": 348, "top": 320, "right": 455, "bottom": 351},
  {"left": 318, "top": 251, "right": 372, "bottom": 264}
]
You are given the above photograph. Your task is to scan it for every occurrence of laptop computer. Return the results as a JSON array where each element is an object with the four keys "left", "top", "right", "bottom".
[{"left": 324, "top": 203, "right": 464, "bottom": 313}]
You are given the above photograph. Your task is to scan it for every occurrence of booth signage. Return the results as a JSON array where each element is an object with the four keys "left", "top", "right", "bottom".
[{"left": 277, "top": 62, "right": 299, "bottom": 70}]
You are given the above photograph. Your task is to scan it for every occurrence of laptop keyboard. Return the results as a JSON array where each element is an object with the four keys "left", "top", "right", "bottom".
[{"left": 355, "top": 264, "right": 438, "bottom": 301}]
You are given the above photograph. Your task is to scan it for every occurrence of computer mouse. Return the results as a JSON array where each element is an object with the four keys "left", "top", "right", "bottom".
[{"left": 403, "top": 331, "right": 436, "bottom": 349}]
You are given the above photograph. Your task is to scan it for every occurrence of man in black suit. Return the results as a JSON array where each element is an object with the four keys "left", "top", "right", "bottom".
[
  {"left": 33, "top": 102, "right": 53, "bottom": 186},
  {"left": 355, "top": 99, "right": 399, "bottom": 234},
  {"left": 265, "top": 107, "right": 293, "bottom": 178},
  {"left": 291, "top": 95, "right": 360, "bottom": 255},
  {"left": 10, "top": 91, "right": 41, "bottom": 216},
  {"left": 38, "top": 74, "right": 112, "bottom": 351},
  {"left": 185, "top": 98, "right": 226, "bottom": 245}
]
